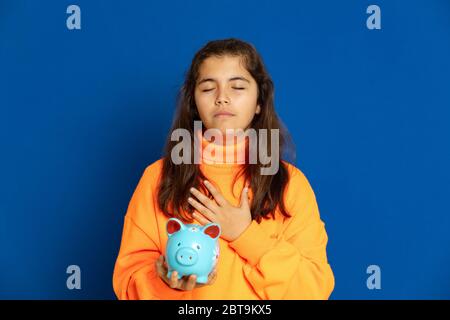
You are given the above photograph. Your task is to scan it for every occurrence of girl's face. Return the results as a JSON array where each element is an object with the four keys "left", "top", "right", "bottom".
[{"left": 194, "top": 55, "right": 261, "bottom": 135}]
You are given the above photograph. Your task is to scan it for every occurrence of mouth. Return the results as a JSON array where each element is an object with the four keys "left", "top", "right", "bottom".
[{"left": 214, "top": 111, "right": 235, "bottom": 117}]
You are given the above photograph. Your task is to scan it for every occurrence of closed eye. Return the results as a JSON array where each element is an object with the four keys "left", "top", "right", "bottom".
[{"left": 202, "top": 87, "right": 245, "bottom": 92}]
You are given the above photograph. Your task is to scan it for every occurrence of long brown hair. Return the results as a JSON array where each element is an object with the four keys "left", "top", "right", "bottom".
[{"left": 157, "top": 38, "right": 295, "bottom": 223}]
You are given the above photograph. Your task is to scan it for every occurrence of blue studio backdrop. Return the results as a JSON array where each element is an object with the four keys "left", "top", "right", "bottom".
[{"left": 1, "top": 0, "right": 449, "bottom": 299}]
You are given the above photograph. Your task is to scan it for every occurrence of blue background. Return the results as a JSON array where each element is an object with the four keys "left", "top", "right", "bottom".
[{"left": 1, "top": 0, "right": 449, "bottom": 299}]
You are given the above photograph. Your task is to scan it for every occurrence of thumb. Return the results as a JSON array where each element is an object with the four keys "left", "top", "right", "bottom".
[{"left": 240, "top": 186, "right": 249, "bottom": 208}]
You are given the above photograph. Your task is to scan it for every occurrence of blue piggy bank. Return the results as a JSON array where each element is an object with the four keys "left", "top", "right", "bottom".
[{"left": 165, "top": 217, "right": 221, "bottom": 284}]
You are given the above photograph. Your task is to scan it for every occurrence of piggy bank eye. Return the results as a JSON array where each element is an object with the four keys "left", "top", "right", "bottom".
[
  {"left": 196, "top": 245, "right": 201, "bottom": 250},
  {"left": 177, "top": 242, "right": 181, "bottom": 246}
]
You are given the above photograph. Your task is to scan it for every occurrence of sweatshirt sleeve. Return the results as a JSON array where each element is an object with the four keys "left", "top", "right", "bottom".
[
  {"left": 228, "top": 166, "right": 335, "bottom": 300},
  {"left": 112, "top": 165, "right": 193, "bottom": 300}
]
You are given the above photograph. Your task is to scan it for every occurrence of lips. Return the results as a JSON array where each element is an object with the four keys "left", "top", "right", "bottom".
[{"left": 214, "top": 111, "right": 235, "bottom": 117}]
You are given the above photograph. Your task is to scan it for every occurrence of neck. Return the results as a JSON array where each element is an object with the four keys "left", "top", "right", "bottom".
[{"left": 195, "top": 128, "right": 248, "bottom": 165}]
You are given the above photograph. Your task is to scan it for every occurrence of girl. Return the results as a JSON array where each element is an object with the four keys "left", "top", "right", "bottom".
[{"left": 112, "top": 38, "right": 335, "bottom": 300}]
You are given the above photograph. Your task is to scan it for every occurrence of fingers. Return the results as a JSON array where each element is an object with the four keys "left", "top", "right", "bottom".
[
  {"left": 156, "top": 255, "right": 177, "bottom": 289},
  {"left": 239, "top": 185, "right": 250, "bottom": 208},
  {"left": 158, "top": 255, "right": 201, "bottom": 291},
  {"left": 185, "top": 275, "right": 197, "bottom": 291},
  {"left": 189, "top": 186, "right": 218, "bottom": 212},
  {"left": 203, "top": 180, "right": 227, "bottom": 207},
  {"left": 158, "top": 254, "right": 215, "bottom": 291},
  {"left": 156, "top": 255, "right": 163, "bottom": 268},
  {"left": 192, "top": 211, "right": 211, "bottom": 226},
  {"left": 168, "top": 271, "right": 198, "bottom": 291},
  {"left": 209, "top": 273, "right": 217, "bottom": 285},
  {"left": 155, "top": 255, "right": 165, "bottom": 277},
  {"left": 208, "top": 268, "right": 218, "bottom": 285},
  {"left": 157, "top": 255, "right": 169, "bottom": 269},
  {"left": 188, "top": 196, "right": 216, "bottom": 221},
  {"left": 169, "top": 270, "right": 178, "bottom": 288}
]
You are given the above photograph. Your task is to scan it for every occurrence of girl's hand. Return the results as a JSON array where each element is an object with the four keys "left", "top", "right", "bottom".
[
  {"left": 188, "top": 180, "right": 252, "bottom": 242},
  {"left": 155, "top": 255, "right": 218, "bottom": 291}
]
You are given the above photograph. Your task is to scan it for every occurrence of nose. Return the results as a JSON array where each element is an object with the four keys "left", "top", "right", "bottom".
[
  {"left": 176, "top": 247, "right": 198, "bottom": 266},
  {"left": 215, "top": 89, "right": 230, "bottom": 106},
  {"left": 215, "top": 98, "right": 229, "bottom": 106}
]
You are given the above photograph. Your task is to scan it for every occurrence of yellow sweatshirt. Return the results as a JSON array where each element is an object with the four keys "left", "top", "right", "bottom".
[{"left": 112, "top": 135, "right": 335, "bottom": 300}]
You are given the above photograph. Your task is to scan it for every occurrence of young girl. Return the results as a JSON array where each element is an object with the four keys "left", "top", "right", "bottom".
[{"left": 112, "top": 38, "right": 335, "bottom": 300}]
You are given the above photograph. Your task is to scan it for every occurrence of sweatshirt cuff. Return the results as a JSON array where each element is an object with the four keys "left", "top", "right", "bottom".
[{"left": 228, "top": 220, "right": 278, "bottom": 266}]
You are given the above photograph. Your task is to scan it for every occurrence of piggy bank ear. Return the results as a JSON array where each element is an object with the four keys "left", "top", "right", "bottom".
[
  {"left": 203, "top": 223, "right": 221, "bottom": 240},
  {"left": 167, "top": 218, "right": 185, "bottom": 237}
]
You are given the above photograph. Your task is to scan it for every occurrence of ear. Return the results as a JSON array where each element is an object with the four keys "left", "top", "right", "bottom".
[
  {"left": 167, "top": 218, "right": 185, "bottom": 237},
  {"left": 203, "top": 223, "right": 221, "bottom": 240},
  {"left": 255, "top": 104, "right": 261, "bottom": 115}
]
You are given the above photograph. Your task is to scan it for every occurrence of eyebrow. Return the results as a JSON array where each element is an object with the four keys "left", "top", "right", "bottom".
[{"left": 197, "top": 76, "right": 250, "bottom": 85}]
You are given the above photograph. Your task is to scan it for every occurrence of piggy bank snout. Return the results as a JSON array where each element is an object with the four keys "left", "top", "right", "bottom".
[{"left": 176, "top": 247, "right": 198, "bottom": 266}]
